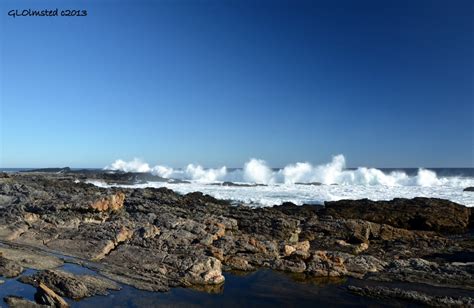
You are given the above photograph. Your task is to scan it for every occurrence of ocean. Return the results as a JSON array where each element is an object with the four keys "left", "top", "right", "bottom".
[{"left": 92, "top": 155, "right": 474, "bottom": 207}]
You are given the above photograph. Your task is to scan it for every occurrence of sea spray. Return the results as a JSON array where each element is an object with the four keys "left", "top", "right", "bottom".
[
  {"left": 185, "top": 164, "right": 227, "bottom": 183},
  {"left": 243, "top": 159, "right": 274, "bottom": 184},
  {"left": 104, "top": 154, "right": 473, "bottom": 187},
  {"left": 105, "top": 158, "right": 151, "bottom": 173}
]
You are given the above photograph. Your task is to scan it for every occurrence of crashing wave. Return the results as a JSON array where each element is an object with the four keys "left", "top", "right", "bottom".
[{"left": 104, "top": 155, "right": 470, "bottom": 187}]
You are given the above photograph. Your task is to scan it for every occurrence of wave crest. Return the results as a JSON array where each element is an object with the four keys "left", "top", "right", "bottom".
[
  {"left": 105, "top": 158, "right": 151, "bottom": 173},
  {"left": 104, "top": 155, "right": 470, "bottom": 187},
  {"left": 244, "top": 159, "right": 274, "bottom": 184}
]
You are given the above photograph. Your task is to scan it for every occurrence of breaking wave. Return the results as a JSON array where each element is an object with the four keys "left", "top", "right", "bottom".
[
  {"left": 104, "top": 154, "right": 472, "bottom": 187},
  {"left": 105, "top": 159, "right": 227, "bottom": 183}
]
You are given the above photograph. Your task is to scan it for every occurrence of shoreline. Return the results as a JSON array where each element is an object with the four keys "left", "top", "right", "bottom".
[{"left": 0, "top": 171, "right": 473, "bottom": 306}]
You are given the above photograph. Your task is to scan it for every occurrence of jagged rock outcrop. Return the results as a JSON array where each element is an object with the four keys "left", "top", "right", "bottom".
[
  {"left": 90, "top": 192, "right": 125, "bottom": 212},
  {"left": 0, "top": 172, "right": 472, "bottom": 305},
  {"left": 0, "top": 254, "right": 24, "bottom": 278},
  {"left": 3, "top": 296, "right": 49, "bottom": 308},
  {"left": 323, "top": 197, "right": 471, "bottom": 233},
  {"left": 19, "top": 269, "right": 120, "bottom": 299},
  {"left": 348, "top": 286, "right": 474, "bottom": 306}
]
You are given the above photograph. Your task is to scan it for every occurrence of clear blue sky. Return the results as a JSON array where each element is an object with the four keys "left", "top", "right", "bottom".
[{"left": 1, "top": 0, "right": 473, "bottom": 168}]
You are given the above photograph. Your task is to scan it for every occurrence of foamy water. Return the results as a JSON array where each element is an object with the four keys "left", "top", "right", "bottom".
[{"left": 95, "top": 155, "right": 474, "bottom": 207}]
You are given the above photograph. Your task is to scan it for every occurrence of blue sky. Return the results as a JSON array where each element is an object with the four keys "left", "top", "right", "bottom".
[{"left": 1, "top": 0, "right": 473, "bottom": 168}]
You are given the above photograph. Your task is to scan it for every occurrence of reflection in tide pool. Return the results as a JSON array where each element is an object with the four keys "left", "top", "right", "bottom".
[{"left": 75, "top": 270, "right": 385, "bottom": 307}]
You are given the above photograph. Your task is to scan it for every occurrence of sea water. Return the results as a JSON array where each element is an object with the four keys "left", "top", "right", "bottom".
[{"left": 91, "top": 155, "right": 474, "bottom": 207}]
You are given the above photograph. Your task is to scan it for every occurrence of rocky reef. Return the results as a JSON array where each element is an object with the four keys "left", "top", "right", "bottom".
[{"left": 0, "top": 171, "right": 473, "bottom": 306}]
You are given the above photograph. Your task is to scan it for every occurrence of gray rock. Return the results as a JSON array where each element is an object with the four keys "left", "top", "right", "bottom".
[
  {"left": 3, "top": 296, "right": 49, "bottom": 308},
  {"left": 372, "top": 258, "right": 474, "bottom": 290},
  {"left": 0, "top": 172, "right": 472, "bottom": 304},
  {"left": 19, "top": 269, "right": 120, "bottom": 299},
  {"left": 0, "top": 255, "right": 24, "bottom": 278},
  {"left": 324, "top": 197, "right": 471, "bottom": 233},
  {"left": 348, "top": 285, "right": 474, "bottom": 306}
]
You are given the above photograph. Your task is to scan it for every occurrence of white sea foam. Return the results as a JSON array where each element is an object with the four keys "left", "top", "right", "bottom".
[
  {"left": 151, "top": 165, "right": 174, "bottom": 178},
  {"left": 184, "top": 164, "right": 227, "bottom": 183},
  {"left": 105, "top": 158, "right": 151, "bottom": 173},
  {"left": 88, "top": 179, "right": 474, "bottom": 208},
  {"left": 244, "top": 159, "right": 274, "bottom": 184},
  {"left": 105, "top": 160, "right": 227, "bottom": 183},
  {"left": 104, "top": 154, "right": 473, "bottom": 187},
  {"left": 101, "top": 155, "right": 474, "bottom": 207}
]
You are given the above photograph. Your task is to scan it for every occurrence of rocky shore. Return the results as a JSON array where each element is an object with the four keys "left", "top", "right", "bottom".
[{"left": 0, "top": 171, "right": 473, "bottom": 307}]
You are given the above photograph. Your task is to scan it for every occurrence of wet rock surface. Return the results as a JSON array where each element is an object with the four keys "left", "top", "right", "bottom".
[
  {"left": 4, "top": 296, "right": 49, "bottom": 308},
  {"left": 348, "top": 285, "right": 474, "bottom": 307},
  {"left": 0, "top": 172, "right": 473, "bottom": 305},
  {"left": 19, "top": 269, "right": 120, "bottom": 299},
  {"left": 0, "top": 255, "right": 23, "bottom": 278}
]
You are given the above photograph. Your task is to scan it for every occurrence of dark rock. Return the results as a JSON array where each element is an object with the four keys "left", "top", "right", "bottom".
[
  {"left": 464, "top": 187, "right": 474, "bottom": 192},
  {"left": 90, "top": 172, "right": 168, "bottom": 185},
  {"left": 220, "top": 182, "right": 266, "bottom": 187},
  {"left": 273, "top": 202, "right": 321, "bottom": 218},
  {"left": 348, "top": 285, "right": 474, "bottom": 306},
  {"left": 24, "top": 167, "right": 71, "bottom": 173},
  {"left": 370, "top": 258, "right": 474, "bottom": 290},
  {"left": 3, "top": 296, "right": 49, "bottom": 308},
  {"left": 0, "top": 173, "right": 11, "bottom": 179},
  {"left": 166, "top": 179, "right": 191, "bottom": 184},
  {"left": 0, "top": 172, "right": 472, "bottom": 303},
  {"left": 323, "top": 197, "right": 471, "bottom": 233},
  {"left": 0, "top": 255, "right": 24, "bottom": 278},
  {"left": 19, "top": 269, "right": 120, "bottom": 299}
]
